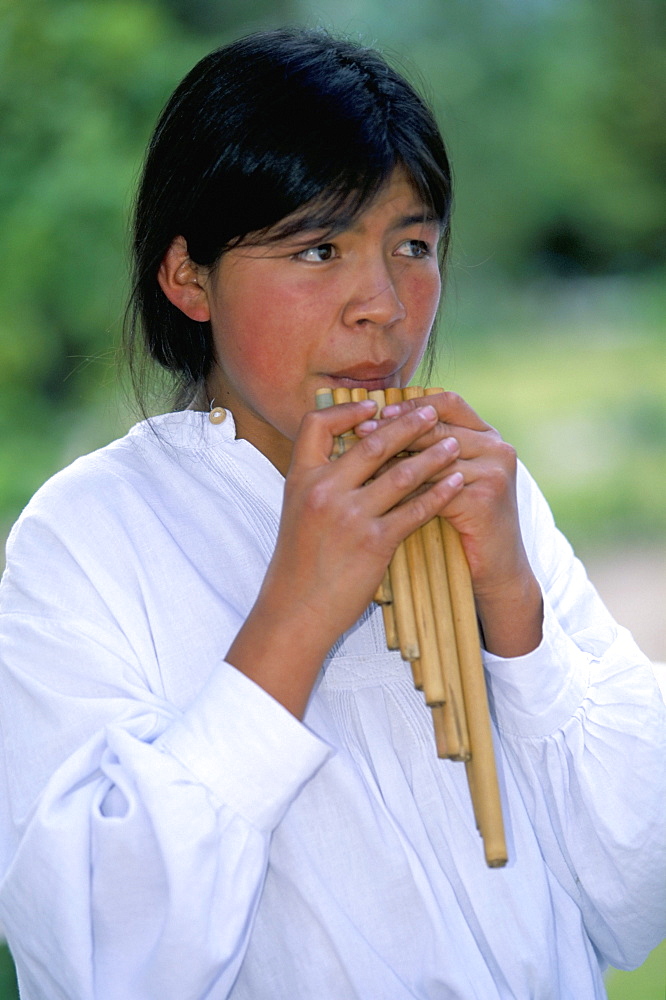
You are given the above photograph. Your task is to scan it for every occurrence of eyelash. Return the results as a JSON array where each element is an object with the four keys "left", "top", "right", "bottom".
[
  {"left": 398, "top": 239, "right": 431, "bottom": 258},
  {"left": 295, "top": 238, "right": 432, "bottom": 263},
  {"left": 296, "top": 244, "right": 336, "bottom": 262}
]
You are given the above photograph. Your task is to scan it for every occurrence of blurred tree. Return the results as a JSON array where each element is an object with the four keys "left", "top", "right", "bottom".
[
  {"left": 0, "top": 0, "right": 207, "bottom": 519},
  {"left": 375, "top": 0, "right": 665, "bottom": 277},
  {"left": 159, "top": 0, "right": 298, "bottom": 34},
  {"left": 288, "top": 0, "right": 665, "bottom": 276}
]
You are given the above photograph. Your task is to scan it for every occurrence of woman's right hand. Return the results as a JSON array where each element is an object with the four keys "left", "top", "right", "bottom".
[{"left": 225, "top": 398, "right": 464, "bottom": 717}]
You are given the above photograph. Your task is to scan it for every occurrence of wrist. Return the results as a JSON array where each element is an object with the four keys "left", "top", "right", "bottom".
[
  {"left": 225, "top": 590, "right": 334, "bottom": 719},
  {"left": 475, "top": 570, "right": 543, "bottom": 659}
]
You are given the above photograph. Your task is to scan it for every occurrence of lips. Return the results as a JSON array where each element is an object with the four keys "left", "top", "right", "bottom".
[{"left": 325, "top": 362, "right": 400, "bottom": 390}]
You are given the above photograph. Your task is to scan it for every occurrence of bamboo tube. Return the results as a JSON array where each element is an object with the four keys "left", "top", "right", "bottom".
[
  {"left": 367, "top": 388, "right": 388, "bottom": 413},
  {"left": 431, "top": 705, "right": 450, "bottom": 758},
  {"left": 374, "top": 571, "right": 393, "bottom": 606},
  {"left": 388, "top": 540, "right": 422, "bottom": 685},
  {"left": 420, "top": 517, "right": 470, "bottom": 760},
  {"left": 365, "top": 391, "right": 392, "bottom": 610},
  {"left": 370, "top": 389, "right": 422, "bottom": 684},
  {"left": 422, "top": 387, "right": 470, "bottom": 761},
  {"left": 381, "top": 602, "right": 400, "bottom": 650},
  {"left": 401, "top": 386, "right": 463, "bottom": 747},
  {"left": 440, "top": 518, "right": 507, "bottom": 867},
  {"left": 404, "top": 527, "right": 446, "bottom": 706},
  {"left": 315, "top": 388, "right": 335, "bottom": 408},
  {"left": 385, "top": 387, "right": 410, "bottom": 459},
  {"left": 372, "top": 388, "right": 423, "bottom": 686},
  {"left": 399, "top": 390, "right": 450, "bottom": 707},
  {"left": 332, "top": 387, "right": 355, "bottom": 452},
  {"left": 314, "top": 384, "right": 507, "bottom": 867},
  {"left": 354, "top": 388, "right": 395, "bottom": 607},
  {"left": 384, "top": 387, "right": 403, "bottom": 407},
  {"left": 314, "top": 388, "right": 342, "bottom": 458},
  {"left": 315, "top": 387, "right": 408, "bottom": 663}
]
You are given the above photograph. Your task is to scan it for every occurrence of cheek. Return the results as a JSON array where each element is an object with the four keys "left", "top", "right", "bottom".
[
  {"left": 224, "top": 332, "right": 290, "bottom": 401},
  {"left": 403, "top": 271, "right": 441, "bottom": 370},
  {"left": 401, "top": 270, "right": 441, "bottom": 355},
  {"left": 412, "top": 268, "right": 441, "bottom": 319},
  {"left": 218, "top": 325, "right": 315, "bottom": 435},
  {"left": 212, "top": 283, "right": 289, "bottom": 378},
  {"left": 226, "top": 281, "right": 321, "bottom": 377}
]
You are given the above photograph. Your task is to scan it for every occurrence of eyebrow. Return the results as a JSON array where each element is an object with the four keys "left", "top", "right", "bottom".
[
  {"left": 274, "top": 209, "right": 442, "bottom": 244},
  {"left": 390, "top": 212, "right": 442, "bottom": 231}
]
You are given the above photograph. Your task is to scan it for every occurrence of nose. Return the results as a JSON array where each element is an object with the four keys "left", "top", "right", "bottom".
[{"left": 341, "top": 259, "right": 407, "bottom": 328}]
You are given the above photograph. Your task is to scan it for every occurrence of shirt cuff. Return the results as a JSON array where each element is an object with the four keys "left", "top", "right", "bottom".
[
  {"left": 155, "top": 661, "right": 332, "bottom": 831},
  {"left": 483, "top": 594, "right": 590, "bottom": 738}
]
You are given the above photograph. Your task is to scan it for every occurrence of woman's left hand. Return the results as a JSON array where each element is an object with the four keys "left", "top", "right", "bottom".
[{"left": 357, "top": 390, "right": 544, "bottom": 657}]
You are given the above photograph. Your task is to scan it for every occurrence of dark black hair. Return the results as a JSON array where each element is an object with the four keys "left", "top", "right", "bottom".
[{"left": 126, "top": 27, "right": 453, "bottom": 408}]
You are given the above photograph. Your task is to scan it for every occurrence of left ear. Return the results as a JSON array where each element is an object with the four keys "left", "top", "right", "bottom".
[{"left": 157, "top": 236, "right": 211, "bottom": 322}]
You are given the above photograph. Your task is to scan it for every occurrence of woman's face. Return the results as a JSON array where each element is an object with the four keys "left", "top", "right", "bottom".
[{"left": 202, "top": 168, "right": 442, "bottom": 472}]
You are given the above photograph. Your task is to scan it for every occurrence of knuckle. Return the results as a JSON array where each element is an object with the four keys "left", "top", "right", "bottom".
[
  {"left": 300, "top": 410, "right": 320, "bottom": 433},
  {"left": 364, "top": 520, "right": 386, "bottom": 554},
  {"left": 498, "top": 440, "right": 517, "bottom": 470},
  {"left": 337, "top": 499, "right": 360, "bottom": 530},
  {"left": 409, "top": 494, "right": 431, "bottom": 523},
  {"left": 481, "top": 464, "right": 514, "bottom": 506},
  {"left": 391, "top": 458, "right": 417, "bottom": 491},
  {"left": 303, "top": 479, "right": 332, "bottom": 515},
  {"left": 358, "top": 431, "right": 386, "bottom": 461}
]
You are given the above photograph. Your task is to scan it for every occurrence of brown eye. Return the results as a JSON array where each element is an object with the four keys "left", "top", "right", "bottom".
[
  {"left": 395, "top": 239, "right": 430, "bottom": 258},
  {"left": 297, "top": 243, "right": 336, "bottom": 262}
]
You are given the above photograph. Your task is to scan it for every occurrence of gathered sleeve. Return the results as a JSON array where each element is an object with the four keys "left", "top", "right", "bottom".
[
  {"left": 484, "top": 464, "right": 666, "bottom": 971},
  {"left": 0, "top": 478, "right": 330, "bottom": 1000}
]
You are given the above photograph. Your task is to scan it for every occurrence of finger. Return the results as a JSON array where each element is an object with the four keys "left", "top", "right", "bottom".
[
  {"left": 362, "top": 435, "right": 461, "bottom": 514},
  {"left": 380, "top": 390, "right": 491, "bottom": 433},
  {"left": 359, "top": 411, "right": 504, "bottom": 463},
  {"left": 293, "top": 399, "right": 377, "bottom": 466},
  {"left": 381, "top": 469, "right": 465, "bottom": 542},
  {"left": 332, "top": 404, "right": 442, "bottom": 486},
  {"left": 416, "top": 424, "right": 502, "bottom": 460}
]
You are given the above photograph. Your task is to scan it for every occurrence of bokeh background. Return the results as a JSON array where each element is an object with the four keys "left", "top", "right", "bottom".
[{"left": 0, "top": 0, "right": 664, "bottom": 996}]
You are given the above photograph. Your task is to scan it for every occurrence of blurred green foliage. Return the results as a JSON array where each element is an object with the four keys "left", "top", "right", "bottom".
[
  {"left": 1, "top": 0, "right": 664, "bottom": 544},
  {"left": 0, "top": 942, "right": 18, "bottom": 999},
  {"left": 431, "top": 273, "right": 665, "bottom": 553},
  {"left": 606, "top": 940, "right": 666, "bottom": 1000}
]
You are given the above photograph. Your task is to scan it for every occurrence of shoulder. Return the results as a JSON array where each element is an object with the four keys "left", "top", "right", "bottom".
[
  {"left": 1, "top": 413, "right": 215, "bottom": 620},
  {"left": 11, "top": 411, "right": 214, "bottom": 533},
  {"left": 4, "top": 413, "right": 210, "bottom": 570},
  {"left": 15, "top": 422, "right": 161, "bottom": 534}
]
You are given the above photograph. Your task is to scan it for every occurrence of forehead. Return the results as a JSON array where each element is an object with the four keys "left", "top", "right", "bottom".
[{"left": 251, "top": 167, "right": 440, "bottom": 245}]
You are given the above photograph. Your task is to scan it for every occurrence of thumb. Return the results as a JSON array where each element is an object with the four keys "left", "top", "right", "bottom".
[{"left": 292, "top": 397, "right": 378, "bottom": 468}]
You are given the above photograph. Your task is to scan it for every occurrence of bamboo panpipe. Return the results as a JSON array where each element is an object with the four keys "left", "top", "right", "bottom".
[{"left": 315, "top": 385, "right": 508, "bottom": 867}]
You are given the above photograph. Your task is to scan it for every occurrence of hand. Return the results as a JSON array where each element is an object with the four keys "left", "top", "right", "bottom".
[
  {"left": 226, "top": 399, "right": 464, "bottom": 716},
  {"left": 357, "top": 391, "right": 543, "bottom": 657},
  {"left": 270, "top": 398, "right": 465, "bottom": 648}
]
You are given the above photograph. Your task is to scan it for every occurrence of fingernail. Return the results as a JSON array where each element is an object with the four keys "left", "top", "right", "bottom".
[
  {"left": 356, "top": 420, "right": 378, "bottom": 433},
  {"left": 417, "top": 405, "right": 437, "bottom": 421},
  {"left": 381, "top": 403, "right": 402, "bottom": 418},
  {"left": 446, "top": 472, "right": 464, "bottom": 487},
  {"left": 441, "top": 436, "right": 458, "bottom": 454}
]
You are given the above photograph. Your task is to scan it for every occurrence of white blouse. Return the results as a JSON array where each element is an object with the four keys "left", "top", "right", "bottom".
[{"left": 0, "top": 409, "right": 663, "bottom": 999}]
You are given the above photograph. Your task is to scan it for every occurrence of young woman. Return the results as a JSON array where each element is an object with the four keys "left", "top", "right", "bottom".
[{"left": 0, "top": 27, "right": 663, "bottom": 999}]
